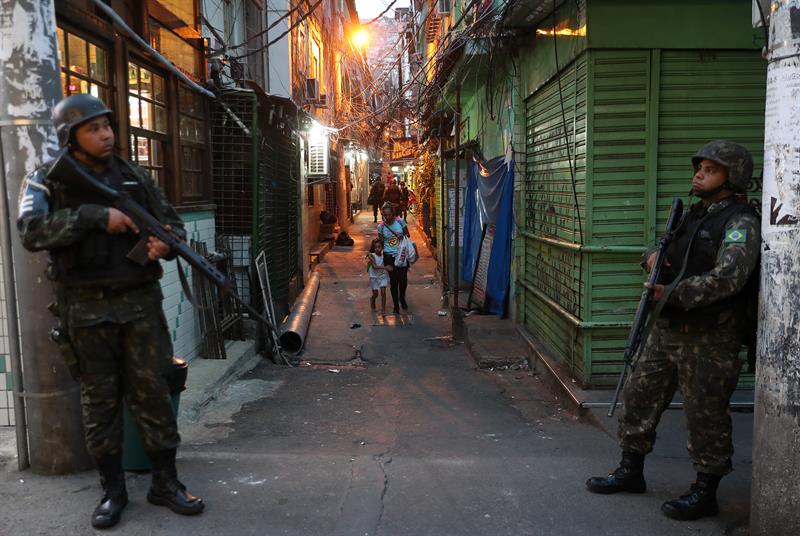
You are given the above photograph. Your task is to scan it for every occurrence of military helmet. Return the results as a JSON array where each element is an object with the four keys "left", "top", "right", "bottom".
[
  {"left": 691, "top": 140, "right": 754, "bottom": 192},
  {"left": 52, "top": 94, "right": 112, "bottom": 147}
]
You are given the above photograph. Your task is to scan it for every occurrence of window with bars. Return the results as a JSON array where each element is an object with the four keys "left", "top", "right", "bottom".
[
  {"left": 128, "top": 63, "right": 168, "bottom": 188},
  {"left": 56, "top": 27, "right": 111, "bottom": 104},
  {"left": 179, "top": 86, "right": 208, "bottom": 201}
]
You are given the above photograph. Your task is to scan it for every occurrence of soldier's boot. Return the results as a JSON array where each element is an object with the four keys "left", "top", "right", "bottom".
[
  {"left": 661, "top": 472, "right": 721, "bottom": 521},
  {"left": 92, "top": 452, "right": 128, "bottom": 529},
  {"left": 146, "top": 448, "right": 205, "bottom": 515},
  {"left": 586, "top": 451, "right": 647, "bottom": 494}
]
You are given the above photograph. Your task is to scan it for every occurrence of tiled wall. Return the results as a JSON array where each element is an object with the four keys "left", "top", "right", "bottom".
[
  {"left": 0, "top": 245, "right": 13, "bottom": 427},
  {"left": 0, "top": 210, "right": 216, "bottom": 427},
  {"left": 160, "top": 211, "right": 216, "bottom": 362}
]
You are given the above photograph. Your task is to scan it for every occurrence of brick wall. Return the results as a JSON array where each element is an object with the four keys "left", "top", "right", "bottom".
[{"left": 0, "top": 210, "right": 216, "bottom": 427}]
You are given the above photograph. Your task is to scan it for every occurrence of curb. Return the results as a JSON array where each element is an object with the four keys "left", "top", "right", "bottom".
[
  {"left": 461, "top": 314, "right": 532, "bottom": 370},
  {"left": 178, "top": 340, "right": 262, "bottom": 427}
]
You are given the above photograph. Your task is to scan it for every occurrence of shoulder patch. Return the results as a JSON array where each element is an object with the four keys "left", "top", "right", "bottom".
[{"left": 724, "top": 229, "right": 747, "bottom": 243}]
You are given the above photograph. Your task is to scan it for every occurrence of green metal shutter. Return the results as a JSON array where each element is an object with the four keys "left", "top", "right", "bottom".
[
  {"left": 584, "top": 49, "right": 766, "bottom": 387},
  {"left": 522, "top": 53, "right": 588, "bottom": 380},
  {"left": 656, "top": 50, "right": 765, "bottom": 231},
  {"left": 657, "top": 49, "right": 766, "bottom": 388},
  {"left": 585, "top": 50, "right": 653, "bottom": 384},
  {"left": 523, "top": 48, "right": 765, "bottom": 388}
]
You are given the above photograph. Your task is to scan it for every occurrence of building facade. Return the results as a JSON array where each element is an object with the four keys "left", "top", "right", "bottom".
[
  {"left": 1, "top": 0, "right": 216, "bottom": 426},
  {"left": 411, "top": 0, "right": 766, "bottom": 388}
]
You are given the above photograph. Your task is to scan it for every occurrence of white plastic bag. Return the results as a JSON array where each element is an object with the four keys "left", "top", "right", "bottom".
[{"left": 396, "top": 236, "right": 417, "bottom": 267}]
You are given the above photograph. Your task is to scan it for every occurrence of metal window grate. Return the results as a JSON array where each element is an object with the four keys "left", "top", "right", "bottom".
[
  {"left": 211, "top": 89, "right": 300, "bottom": 321},
  {"left": 211, "top": 90, "right": 257, "bottom": 236},
  {"left": 255, "top": 123, "right": 300, "bottom": 317}
]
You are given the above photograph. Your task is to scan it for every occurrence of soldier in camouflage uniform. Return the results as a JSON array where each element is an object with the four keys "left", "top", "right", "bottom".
[
  {"left": 17, "top": 95, "right": 204, "bottom": 529},
  {"left": 586, "top": 140, "right": 761, "bottom": 521}
]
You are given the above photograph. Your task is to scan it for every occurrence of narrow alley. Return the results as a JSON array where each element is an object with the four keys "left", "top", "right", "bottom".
[
  {"left": 1, "top": 1, "right": 792, "bottom": 534},
  {"left": 0, "top": 212, "right": 751, "bottom": 535}
]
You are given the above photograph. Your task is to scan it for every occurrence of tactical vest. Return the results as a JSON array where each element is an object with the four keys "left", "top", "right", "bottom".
[
  {"left": 47, "top": 159, "right": 162, "bottom": 288},
  {"left": 659, "top": 198, "right": 757, "bottom": 323}
]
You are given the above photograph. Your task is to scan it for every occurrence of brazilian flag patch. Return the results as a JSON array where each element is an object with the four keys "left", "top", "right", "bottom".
[{"left": 724, "top": 229, "right": 747, "bottom": 243}]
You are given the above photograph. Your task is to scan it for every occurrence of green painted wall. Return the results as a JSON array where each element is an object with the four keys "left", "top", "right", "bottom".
[
  {"left": 519, "top": 0, "right": 588, "bottom": 98},
  {"left": 587, "top": 0, "right": 764, "bottom": 50},
  {"left": 521, "top": 0, "right": 763, "bottom": 101}
]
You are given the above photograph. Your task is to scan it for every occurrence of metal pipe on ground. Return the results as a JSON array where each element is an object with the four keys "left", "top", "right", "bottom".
[{"left": 279, "top": 271, "right": 321, "bottom": 354}]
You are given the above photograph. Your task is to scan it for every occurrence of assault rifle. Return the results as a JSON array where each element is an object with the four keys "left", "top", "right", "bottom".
[
  {"left": 46, "top": 152, "right": 289, "bottom": 362},
  {"left": 608, "top": 197, "right": 684, "bottom": 417}
]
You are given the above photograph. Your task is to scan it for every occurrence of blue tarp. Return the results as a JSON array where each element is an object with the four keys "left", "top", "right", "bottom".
[{"left": 461, "top": 155, "right": 514, "bottom": 317}]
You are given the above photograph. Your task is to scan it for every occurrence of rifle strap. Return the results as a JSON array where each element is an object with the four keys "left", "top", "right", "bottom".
[
  {"left": 630, "top": 213, "right": 709, "bottom": 368},
  {"left": 120, "top": 158, "right": 170, "bottom": 224},
  {"left": 121, "top": 158, "right": 206, "bottom": 310},
  {"left": 176, "top": 257, "right": 210, "bottom": 310}
]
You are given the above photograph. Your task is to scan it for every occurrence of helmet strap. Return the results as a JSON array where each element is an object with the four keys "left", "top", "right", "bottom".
[
  {"left": 692, "top": 181, "right": 733, "bottom": 200},
  {"left": 69, "top": 139, "right": 112, "bottom": 169}
]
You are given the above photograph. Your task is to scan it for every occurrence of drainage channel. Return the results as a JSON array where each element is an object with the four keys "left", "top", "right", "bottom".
[{"left": 296, "top": 347, "right": 386, "bottom": 370}]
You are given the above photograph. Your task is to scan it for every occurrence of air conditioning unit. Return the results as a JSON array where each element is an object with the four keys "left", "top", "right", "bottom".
[
  {"left": 437, "top": 0, "right": 451, "bottom": 14},
  {"left": 317, "top": 94, "right": 328, "bottom": 108},
  {"left": 307, "top": 135, "right": 329, "bottom": 177},
  {"left": 306, "top": 78, "right": 319, "bottom": 101}
]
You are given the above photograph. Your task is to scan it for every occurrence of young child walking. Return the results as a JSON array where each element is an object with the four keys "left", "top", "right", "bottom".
[{"left": 367, "top": 239, "right": 391, "bottom": 314}]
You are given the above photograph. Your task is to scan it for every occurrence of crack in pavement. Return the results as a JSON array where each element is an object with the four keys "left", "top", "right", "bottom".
[{"left": 372, "top": 450, "right": 392, "bottom": 535}]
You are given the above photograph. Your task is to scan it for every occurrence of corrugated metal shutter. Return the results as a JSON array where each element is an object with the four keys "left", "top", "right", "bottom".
[
  {"left": 657, "top": 49, "right": 766, "bottom": 388},
  {"left": 521, "top": 48, "right": 765, "bottom": 387},
  {"left": 522, "top": 53, "right": 588, "bottom": 380},
  {"left": 586, "top": 48, "right": 766, "bottom": 386},
  {"left": 587, "top": 50, "right": 651, "bottom": 346},
  {"left": 656, "top": 50, "right": 765, "bottom": 232},
  {"left": 590, "top": 51, "right": 650, "bottom": 246}
]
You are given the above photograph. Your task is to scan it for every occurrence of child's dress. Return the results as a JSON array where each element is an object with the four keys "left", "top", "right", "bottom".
[{"left": 368, "top": 252, "right": 389, "bottom": 290}]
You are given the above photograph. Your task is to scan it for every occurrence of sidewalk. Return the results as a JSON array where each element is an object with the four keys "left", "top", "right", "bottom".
[{"left": 0, "top": 336, "right": 261, "bottom": 470}]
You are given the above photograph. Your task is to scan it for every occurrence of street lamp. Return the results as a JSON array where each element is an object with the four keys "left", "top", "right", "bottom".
[{"left": 352, "top": 28, "right": 368, "bottom": 48}]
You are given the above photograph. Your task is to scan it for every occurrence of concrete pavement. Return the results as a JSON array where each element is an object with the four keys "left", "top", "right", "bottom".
[{"left": 0, "top": 212, "right": 752, "bottom": 535}]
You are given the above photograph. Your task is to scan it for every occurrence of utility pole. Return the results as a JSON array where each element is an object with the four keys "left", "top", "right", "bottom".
[
  {"left": 752, "top": 0, "right": 800, "bottom": 532},
  {"left": 454, "top": 83, "right": 461, "bottom": 312},
  {"left": 0, "top": 0, "right": 91, "bottom": 474}
]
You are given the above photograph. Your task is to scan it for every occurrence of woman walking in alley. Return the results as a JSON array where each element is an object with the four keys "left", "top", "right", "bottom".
[
  {"left": 378, "top": 202, "right": 410, "bottom": 314},
  {"left": 367, "top": 238, "right": 391, "bottom": 315}
]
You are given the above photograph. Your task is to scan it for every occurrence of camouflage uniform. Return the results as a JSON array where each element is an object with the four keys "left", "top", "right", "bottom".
[
  {"left": 618, "top": 198, "right": 761, "bottom": 476},
  {"left": 18, "top": 155, "right": 185, "bottom": 459}
]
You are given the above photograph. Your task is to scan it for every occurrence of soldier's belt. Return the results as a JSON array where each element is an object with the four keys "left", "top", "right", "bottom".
[
  {"left": 663, "top": 313, "right": 731, "bottom": 332},
  {"left": 58, "top": 282, "right": 154, "bottom": 301}
]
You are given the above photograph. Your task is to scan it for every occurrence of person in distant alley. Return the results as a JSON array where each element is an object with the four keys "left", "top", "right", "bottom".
[
  {"left": 367, "top": 238, "right": 391, "bottom": 314},
  {"left": 368, "top": 178, "right": 385, "bottom": 223},
  {"left": 378, "top": 202, "right": 411, "bottom": 314},
  {"left": 399, "top": 181, "right": 410, "bottom": 219},
  {"left": 17, "top": 94, "right": 204, "bottom": 529},
  {"left": 383, "top": 177, "right": 404, "bottom": 215},
  {"left": 586, "top": 141, "right": 761, "bottom": 521}
]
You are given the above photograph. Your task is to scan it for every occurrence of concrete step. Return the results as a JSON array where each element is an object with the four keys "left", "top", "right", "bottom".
[
  {"left": 178, "top": 340, "right": 262, "bottom": 427},
  {"left": 462, "top": 313, "right": 531, "bottom": 369}
]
